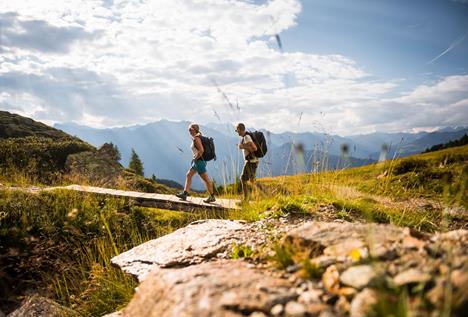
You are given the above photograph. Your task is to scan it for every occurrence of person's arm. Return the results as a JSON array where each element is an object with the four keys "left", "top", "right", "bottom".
[
  {"left": 244, "top": 140, "right": 257, "bottom": 153},
  {"left": 194, "top": 136, "right": 204, "bottom": 160},
  {"left": 239, "top": 135, "right": 257, "bottom": 153}
]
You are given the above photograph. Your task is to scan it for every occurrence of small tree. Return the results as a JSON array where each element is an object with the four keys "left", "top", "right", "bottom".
[
  {"left": 128, "top": 148, "right": 144, "bottom": 176},
  {"left": 151, "top": 174, "right": 157, "bottom": 182},
  {"left": 99, "top": 142, "right": 121, "bottom": 162},
  {"left": 112, "top": 143, "right": 122, "bottom": 162}
]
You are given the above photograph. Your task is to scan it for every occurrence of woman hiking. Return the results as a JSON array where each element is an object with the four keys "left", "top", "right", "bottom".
[{"left": 175, "top": 123, "right": 216, "bottom": 203}]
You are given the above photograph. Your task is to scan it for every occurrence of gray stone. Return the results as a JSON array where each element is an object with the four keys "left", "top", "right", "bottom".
[
  {"left": 318, "top": 310, "right": 335, "bottom": 317},
  {"left": 340, "top": 265, "right": 376, "bottom": 289},
  {"left": 112, "top": 219, "right": 252, "bottom": 280},
  {"left": 121, "top": 260, "right": 298, "bottom": 317},
  {"left": 350, "top": 288, "right": 377, "bottom": 317},
  {"left": 298, "top": 289, "right": 323, "bottom": 304},
  {"left": 393, "top": 268, "right": 431, "bottom": 286},
  {"left": 335, "top": 296, "right": 351, "bottom": 315},
  {"left": 284, "top": 301, "right": 307, "bottom": 317},
  {"left": 7, "top": 295, "right": 77, "bottom": 317},
  {"left": 309, "top": 255, "right": 338, "bottom": 269},
  {"left": 271, "top": 304, "right": 284, "bottom": 316}
]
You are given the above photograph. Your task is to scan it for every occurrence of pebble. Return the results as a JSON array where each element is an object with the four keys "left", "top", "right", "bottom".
[
  {"left": 271, "top": 304, "right": 284, "bottom": 316},
  {"left": 298, "top": 289, "right": 323, "bottom": 304},
  {"left": 340, "top": 265, "right": 376, "bottom": 289},
  {"left": 286, "top": 264, "right": 302, "bottom": 273},
  {"left": 284, "top": 301, "right": 307, "bottom": 317},
  {"left": 350, "top": 288, "right": 377, "bottom": 317},
  {"left": 393, "top": 268, "right": 431, "bottom": 286},
  {"left": 335, "top": 296, "right": 351, "bottom": 315}
]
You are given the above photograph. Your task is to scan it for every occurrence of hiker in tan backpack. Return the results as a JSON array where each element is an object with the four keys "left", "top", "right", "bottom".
[{"left": 175, "top": 123, "right": 216, "bottom": 203}]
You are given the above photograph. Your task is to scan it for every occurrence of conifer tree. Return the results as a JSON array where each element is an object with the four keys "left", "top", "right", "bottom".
[{"left": 128, "top": 148, "right": 144, "bottom": 176}]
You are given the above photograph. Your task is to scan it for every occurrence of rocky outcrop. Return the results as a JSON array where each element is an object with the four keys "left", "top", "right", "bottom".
[
  {"left": 7, "top": 295, "right": 77, "bottom": 317},
  {"left": 112, "top": 219, "right": 252, "bottom": 280},
  {"left": 122, "top": 261, "right": 297, "bottom": 317},
  {"left": 111, "top": 218, "right": 296, "bottom": 281},
  {"left": 65, "top": 147, "right": 123, "bottom": 186},
  {"left": 112, "top": 219, "right": 468, "bottom": 317}
]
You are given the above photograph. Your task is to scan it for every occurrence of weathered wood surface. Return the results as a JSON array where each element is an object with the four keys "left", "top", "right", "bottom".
[{"left": 45, "top": 185, "right": 240, "bottom": 211}]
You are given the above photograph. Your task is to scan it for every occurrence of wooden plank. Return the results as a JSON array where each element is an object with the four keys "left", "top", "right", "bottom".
[{"left": 49, "top": 185, "right": 240, "bottom": 211}]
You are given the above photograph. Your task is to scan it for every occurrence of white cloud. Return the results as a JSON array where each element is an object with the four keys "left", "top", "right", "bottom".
[{"left": 1, "top": 0, "right": 467, "bottom": 135}]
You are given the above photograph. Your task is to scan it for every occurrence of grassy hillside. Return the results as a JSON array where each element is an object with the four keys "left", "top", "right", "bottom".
[
  {"left": 0, "top": 136, "right": 95, "bottom": 184},
  {"left": 234, "top": 145, "right": 467, "bottom": 232},
  {"left": 0, "top": 111, "right": 96, "bottom": 185},
  {"left": 0, "top": 111, "right": 78, "bottom": 140}
]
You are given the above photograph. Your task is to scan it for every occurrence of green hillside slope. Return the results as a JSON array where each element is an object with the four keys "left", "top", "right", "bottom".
[
  {"left": 240, "top": 145, "right": 467, "bottom": 232},
  {"left": 0, "top": 111, "right": 77, "bottom": 140}
]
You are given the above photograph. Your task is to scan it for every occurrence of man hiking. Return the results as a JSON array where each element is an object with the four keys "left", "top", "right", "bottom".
[
  {"left": 176, "top": 123, "right": 216, "bottom": 203},
  {"left": 235, "top": 123, "right": 258, "bottom": 201}
]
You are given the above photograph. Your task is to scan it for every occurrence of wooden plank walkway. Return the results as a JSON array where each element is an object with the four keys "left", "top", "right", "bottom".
[{"left": 46, "top": 185, "right": 240, "bottom": 212}]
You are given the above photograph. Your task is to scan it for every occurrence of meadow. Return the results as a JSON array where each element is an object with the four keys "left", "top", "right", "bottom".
[{"left": 0, "top": 143, "right": 466, "bottom": 316}]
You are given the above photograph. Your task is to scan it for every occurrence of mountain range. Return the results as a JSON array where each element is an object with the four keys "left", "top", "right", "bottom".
[{"left": 54, "top": 121, "right": 467, "bottom": 189}]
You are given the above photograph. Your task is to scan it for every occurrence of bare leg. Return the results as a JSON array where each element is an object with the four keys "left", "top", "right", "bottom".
[
  {"left": 184, "top": 168, "right": 196, "bottom": 192},
  {"left": 199, "top": 172, "right": 214, "bottom": 195}
]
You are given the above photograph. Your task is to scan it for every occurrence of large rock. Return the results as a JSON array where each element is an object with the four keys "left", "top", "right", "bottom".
[
  {"left": 7, "top": 295, "right": 77, "bottom": 317},
  {"left": 112, "top": 220, "right": 252, "bottom": 281},
  {"left": 111, "top": 220, "right": 468, "bottom": 317},
  {"left": 121, "top": 260, "right": 297, "bottom": 317}
]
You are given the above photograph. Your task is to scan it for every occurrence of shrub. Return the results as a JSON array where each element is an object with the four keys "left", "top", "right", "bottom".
[
  {"left": 231, "top": 243, "right": 253, "bottom": 259},
  {"left": 393, "top": 159, "right": 428, "bottom": 175},
  {"left": 0, "top": 136, "right": 94, "bottom": 184}
]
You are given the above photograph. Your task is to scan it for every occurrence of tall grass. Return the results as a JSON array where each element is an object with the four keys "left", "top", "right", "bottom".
[{"left": 0, "top": 188, "right": 202, "bottom": 316}]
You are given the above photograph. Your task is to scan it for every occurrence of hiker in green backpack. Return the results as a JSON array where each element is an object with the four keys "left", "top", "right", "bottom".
[
  {"left": 235, "top": 123, "right": 258, "bottom": 201},
  {"left": 176, "top": 123, "right": 216, "bottom": 203}
]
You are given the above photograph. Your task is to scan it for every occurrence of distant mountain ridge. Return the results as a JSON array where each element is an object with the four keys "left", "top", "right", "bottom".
[{"left": 55, "top": 120, "right": 467, "bottom": 189}]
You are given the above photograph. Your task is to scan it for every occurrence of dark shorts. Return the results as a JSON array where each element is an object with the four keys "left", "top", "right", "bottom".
[
  {"left": 241, "top": 161, "right": 258, "bottom": 182},
  {"left": 191, "top": 159, "right": 207, "bottom": 174}
]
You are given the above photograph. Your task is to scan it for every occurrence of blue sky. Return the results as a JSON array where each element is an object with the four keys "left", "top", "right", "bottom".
[
  {"left": 264, "top": 0, "right": 468, "bottom": 101},
  {"left": 284, "top": 0, "right": 468, "bottom": 82},
  {"left": 1, "top": 0, "right": 467, "bottom": 135}
]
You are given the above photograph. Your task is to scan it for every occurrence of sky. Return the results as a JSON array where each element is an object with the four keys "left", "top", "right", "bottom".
[{"left": 1, "top": 0, "right": 468, "bottom": 136}]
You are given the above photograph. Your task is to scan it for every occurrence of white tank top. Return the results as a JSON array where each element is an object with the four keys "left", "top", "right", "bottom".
[{"left": 191, "top": 134, "right": 201, "bottom": 158}]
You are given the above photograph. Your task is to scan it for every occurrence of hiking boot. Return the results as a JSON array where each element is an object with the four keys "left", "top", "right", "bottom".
[
  {"left": 176, "top": 191, "right": 189, "bottom": 201},
  {"left": 203, "top": 194, "right": 216, "bottom": 203}
]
